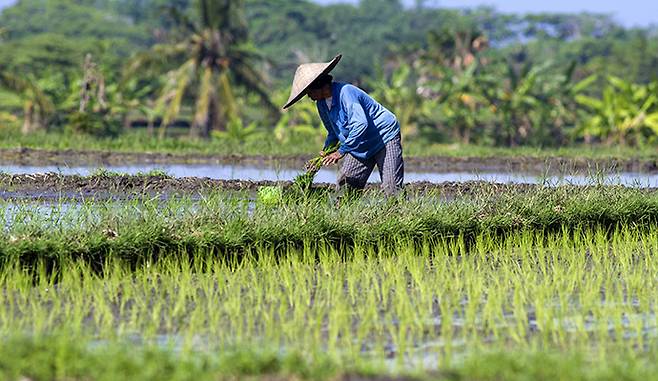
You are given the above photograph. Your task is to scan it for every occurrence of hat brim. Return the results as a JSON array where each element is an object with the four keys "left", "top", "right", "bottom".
[{"left": 283, "top": 54, "right": 342, "bottom": 110}]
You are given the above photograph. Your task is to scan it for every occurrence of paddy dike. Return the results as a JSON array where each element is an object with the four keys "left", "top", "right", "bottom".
[
  {"left": 3, "top": 147, "right": 658, "bottom": 173},
  {"left": 0, "top": 172, "right": 648, "bottom": 202}
]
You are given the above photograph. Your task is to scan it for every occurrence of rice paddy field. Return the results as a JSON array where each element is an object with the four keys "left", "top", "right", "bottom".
[{"left": 2, "top": 179, "right": 658, "bottom": 380}]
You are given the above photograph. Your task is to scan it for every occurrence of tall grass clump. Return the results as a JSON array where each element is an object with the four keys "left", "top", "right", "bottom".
[{"left": 1, "top": 185, "right": 658, "bottom": 267}]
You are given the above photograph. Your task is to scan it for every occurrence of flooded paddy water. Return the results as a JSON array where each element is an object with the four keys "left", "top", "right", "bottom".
[
  {"left": 2, "top": 164, "right": 657, "bottom": 225},
  {"left": 3, "top": 162, "right": 658, "bottom": 187}
]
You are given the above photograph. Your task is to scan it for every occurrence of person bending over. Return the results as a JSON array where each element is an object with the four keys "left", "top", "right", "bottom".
[{"left": 283, "top": 54, "right": 404, "bottom": 195}]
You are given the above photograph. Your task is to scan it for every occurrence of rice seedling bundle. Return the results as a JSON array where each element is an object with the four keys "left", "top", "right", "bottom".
[{"left": 293, "top": 142, "right": 339, "bottom": 191}]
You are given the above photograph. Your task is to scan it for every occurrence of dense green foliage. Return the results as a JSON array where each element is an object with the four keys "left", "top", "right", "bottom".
[
  {"left": 126, "top": 0, "right": 278, "bottom": 138},
  {"left": 1, "top": 0, "right": 658, "bottom": 148},
  {"left": 0, "top": 335, "right": 340, "bottom": 380}
]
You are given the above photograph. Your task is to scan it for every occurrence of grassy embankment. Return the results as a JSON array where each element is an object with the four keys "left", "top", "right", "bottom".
[
  {"left": 2, "top": 184, "right": 658, "bottom": 267},
  {"left": 1, "top": 127, "right": 657, "bottom": 160}
]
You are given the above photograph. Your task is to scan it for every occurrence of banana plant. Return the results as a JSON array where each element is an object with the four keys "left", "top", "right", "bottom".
[
  {"left": 211, "top": 116, "right": 258, "bottom": 143},
  {"left": 273, "top": 90, "right": 324, "bottom": 145},
  {"left": 530, "top": 61, "right": 597, "bottom": 146},
  {"left": 576, "top": 76, "right": 658, "bottom": 145},
  {"left": 369, "top": 64, "right": 433, "bottom": 138},
  {"left": 436, "top": 62, "right": 496, "bottom": 144},
  {"left": 494, "top": 60, "right": 549, "bottom": 146}
]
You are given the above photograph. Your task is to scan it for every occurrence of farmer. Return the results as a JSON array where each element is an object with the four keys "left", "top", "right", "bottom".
[{"left": 283, "top": 54, "right": 404, "bottom": 195}]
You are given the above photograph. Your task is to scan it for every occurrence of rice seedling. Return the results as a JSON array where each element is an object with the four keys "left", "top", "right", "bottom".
[
  {"left": 135, "top": 168, "right": 172, "bottom": 178},
  {"left": 0, "top": 223, "right": 658, "bottom": 379},
  {"left": 253, "top": 142, "right": 339, "bottom": 205},
  {"left": 257, "top": 185, "right": 283, "bottom": 206},
  {"left": 293, "top": 142, "right": 339, "bottom": 191}
]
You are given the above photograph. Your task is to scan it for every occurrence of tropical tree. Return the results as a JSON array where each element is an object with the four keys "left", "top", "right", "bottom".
[
  {"left": 575, "top": 77, "right": 658, "bottom": 146},
  {"left": 370, "top": 64, "right": 434, "bottom": 139},
  {"left": 435, "top": 63, "right": 497, "bottom": 144},
  {"left": 65, "top": 54, "right": 126, "bottom": 137},
  {"left": 273, "top": 90, "right": 325, "bottom": 146},
  {"left": 127, "top": 0, "right": 277, "bottom": 139},
  {"left": 491, "top": 60, "right": 548, "bottom": 146},
  {"left": 0, "top": 69, "right": 54, "bottom": 134},
  {"left": 528, "top": 62, "right": 597, "bottom": 146},
  {"left": 420, "top": 25, "right": 496, "bottom": 143},
  {"left": 490, "top": 59, "right": 588, "bottom": 146}
]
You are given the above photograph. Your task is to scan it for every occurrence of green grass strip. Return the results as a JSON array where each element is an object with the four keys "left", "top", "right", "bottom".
[{"left": 1, "top": 185, "right": 658, "bottom": 269}]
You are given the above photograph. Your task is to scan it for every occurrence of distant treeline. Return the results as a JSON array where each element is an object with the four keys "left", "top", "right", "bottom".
[
  {"left": 0, "top": 0, "right": 657, "bottom": 147},
  {"left": 1, "top": 0, "right": 656, "bottom": 83}
]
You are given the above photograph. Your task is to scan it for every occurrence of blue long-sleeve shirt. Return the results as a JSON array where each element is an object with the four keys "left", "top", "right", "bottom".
[{"left": 317, "top": 82, "right": 400, "bottom": 160}]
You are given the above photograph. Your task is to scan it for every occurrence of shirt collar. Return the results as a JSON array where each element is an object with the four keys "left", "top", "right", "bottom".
[
  {"left": 330, "top": 82, "right": 339, "bottom": 109},
  {"left": 316, "top": 82, "right": 340, "bottom": 111}
]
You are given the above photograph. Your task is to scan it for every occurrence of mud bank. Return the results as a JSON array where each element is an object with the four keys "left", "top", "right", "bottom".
[
  {"left": 1, "top": 172, "right": 646, "bottom": 201},
  {"left": 3, "top": 147, "right": 658, "bottom": 173}
]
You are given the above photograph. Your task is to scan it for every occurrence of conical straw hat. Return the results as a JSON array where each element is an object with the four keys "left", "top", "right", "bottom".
[{"left": 283, "top": 54, "right": 342, "bottom": 109}]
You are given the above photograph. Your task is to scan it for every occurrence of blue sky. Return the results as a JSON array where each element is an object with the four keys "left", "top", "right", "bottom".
[
  {"left": 318, "top": 0, "right": 658, "bottom": 27},
  {"left": 1, "top": 0, "right": 656, "bottom": 27}
]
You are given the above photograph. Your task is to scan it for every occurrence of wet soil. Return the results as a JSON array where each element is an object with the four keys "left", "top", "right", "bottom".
[
  {"left": 0, "top": 172, "right": 639, "bottom": 202},
  {"left": 3, "top": 147, "right": 658, "bottom": 173}
]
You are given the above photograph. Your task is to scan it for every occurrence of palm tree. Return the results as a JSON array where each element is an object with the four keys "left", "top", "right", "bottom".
[
  {"left": 0, "top": 70, "right": 54, "bottom": 134},
  {"left": 127, "top": 0, "right": 278, "bottom": 139}
]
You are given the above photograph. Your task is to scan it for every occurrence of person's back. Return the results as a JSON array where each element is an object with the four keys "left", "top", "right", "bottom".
[{"left": 317, "top": 82, "right": 400, "bottom": 160}]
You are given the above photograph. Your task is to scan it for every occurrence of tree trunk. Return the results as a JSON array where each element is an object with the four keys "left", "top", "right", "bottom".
[
  {"left": 190, "top": 120, "right": 211, "bottom": 139},
  {"left": 189, "top": 111, "right": 206, "bottom": 139},
  {"left": 190, "top": 93, "right": 219, "bottom": 139},
  {"left": 189, "top": 124, "right": 199, "bottom": 138},
  {"left": 452, "top": 124, "right": 462, "bottom": 143},
  {"left": 123, "top": 115, "right": 132, "bottom": 131},
  {"left": 21, "top": 101, "right": 34, "bottom": 135},
  {"left": 158, "top": 119, "right": 168, "bottom": 140},
  {"left": 146, "top": 118, "right": 154, "bottom": 137},
  {"left": 203, "top": 96, "right": 220, "bottom": 139},
  {"left": 462, "top": 126, "right": 471, "bottom": 145}
]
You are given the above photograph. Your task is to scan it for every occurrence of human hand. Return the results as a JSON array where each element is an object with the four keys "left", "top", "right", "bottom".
[
  {"left": 322, "top": 151, "right": 344, "bottom": 166},
  {"left": 304, "top": 160, "right": 315, "bottom": 171}
]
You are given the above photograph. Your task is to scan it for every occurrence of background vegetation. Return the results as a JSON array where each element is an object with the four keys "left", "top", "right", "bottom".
[{"left": 1, "top": 0, "right": 657, "bottom": 151}]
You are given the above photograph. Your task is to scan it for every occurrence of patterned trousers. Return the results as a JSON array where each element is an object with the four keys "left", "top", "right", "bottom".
[{"left": 337, "top": 134, "right": 404, "bottom": 195}]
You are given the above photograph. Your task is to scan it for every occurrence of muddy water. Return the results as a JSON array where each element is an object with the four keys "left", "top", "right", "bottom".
[
  {"left": 1, "top": 202, "right": 90, "bottom": 229},
  {"left": 0, "top": 198, "right": 256, "bottom": 227},
  {"left": 2, "top": 163, "right": 658, "bottom": 187}
]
